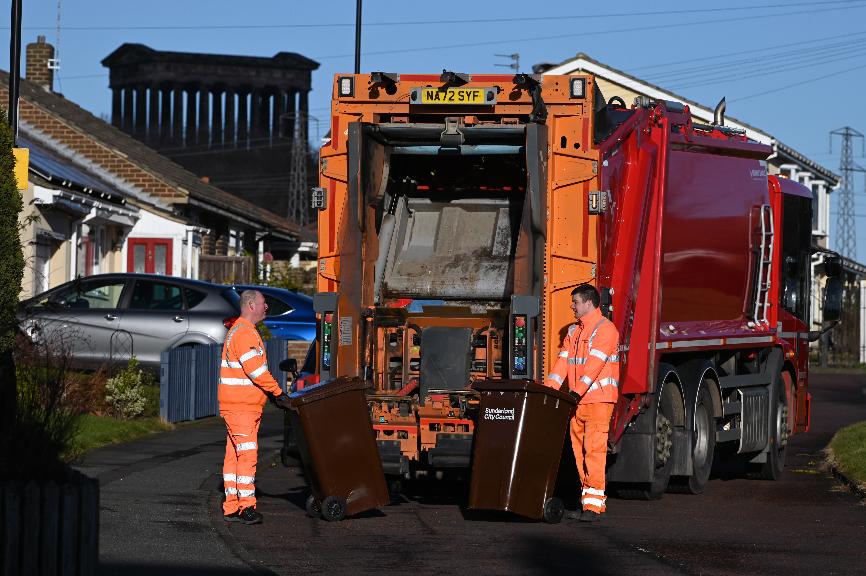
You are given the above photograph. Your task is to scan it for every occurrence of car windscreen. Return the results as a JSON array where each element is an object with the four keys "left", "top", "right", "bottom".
[{"left": 262, "top": 294, "right": 293, "bottom": 317}]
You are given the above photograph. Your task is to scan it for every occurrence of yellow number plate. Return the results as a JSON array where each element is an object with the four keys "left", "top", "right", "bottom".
[{"left": 412, "top": 87, "right": 494, "bottom": 105}]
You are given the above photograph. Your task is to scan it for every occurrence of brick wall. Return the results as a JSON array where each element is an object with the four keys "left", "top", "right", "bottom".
[
  {"left": 285, "top": 341, "right": 312, "bottom": 364},
  {"left": 25, "top": 36, "right": 53, "bottom": 90}
]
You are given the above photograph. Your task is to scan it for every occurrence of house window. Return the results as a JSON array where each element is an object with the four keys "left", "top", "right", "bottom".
[{"left": 228, "top": 228, "right": 243, "bottom": 256}]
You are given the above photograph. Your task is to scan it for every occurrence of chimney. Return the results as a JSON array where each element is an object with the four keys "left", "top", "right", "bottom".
[{"left": 26, "top": 36, "right": 55, "bottom": 91}]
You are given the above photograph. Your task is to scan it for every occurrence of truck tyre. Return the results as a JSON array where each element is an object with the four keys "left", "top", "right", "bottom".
[
  {"left": 683, "top": 385, "right": 716, "bottom": 494},
  {"left": 617, "top": 379, "right": 678, "bottom": 500},
  {"left": 756, "top": 371, "right": 791, "bottom": 481}
]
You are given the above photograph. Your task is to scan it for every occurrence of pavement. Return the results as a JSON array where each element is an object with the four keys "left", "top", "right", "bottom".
[
  {"left": 73, "top": 407, "right": 287, "bottom": 575},
  {"left": 77, "top": 373, "right": 866, "bottom": 576}
]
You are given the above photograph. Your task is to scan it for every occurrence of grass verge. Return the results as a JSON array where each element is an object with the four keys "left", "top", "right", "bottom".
[
  {"left": 68, "top": 415, "right": 172, "bottom": 458},
  {"left": 827, "top": 421, "right": 866, "bottom": 496}
]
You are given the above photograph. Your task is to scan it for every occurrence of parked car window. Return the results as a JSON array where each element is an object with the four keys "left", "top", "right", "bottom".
[
  {"left": 129, "top": 280, "right": 183, "bottom": 310},
  {"left": 44, "top": 278, "right": 125, "bottom": 309},
  {"left": 184, "top": 287, "right": 208, "bottom": 310},
  {"left": 263, "top": 294, "right": 293, "bottom": 317}
]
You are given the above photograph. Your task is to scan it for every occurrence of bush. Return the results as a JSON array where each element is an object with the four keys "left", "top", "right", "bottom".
[
  {"left": 104, "top": 358, "right": 147, "bottom": 419},
  {"left": 3, "top": 337, "right": 79, "bottom": 481}
]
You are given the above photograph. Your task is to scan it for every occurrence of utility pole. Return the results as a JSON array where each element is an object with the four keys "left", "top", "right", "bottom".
[
  {"left": 830, "top": 127, "right": 865, "bottom": 260},
  {"left": 8, "top": 0, "right": 22, "bottom": 143},
  {"left": 354, "top": 0, "right": 362, "bottom": 74},
  {"left": 495, "top": 53, "right": 520, "bottom": 73},
  {"left": 287, "top": 111, "right": 309, "bottom": 227}
]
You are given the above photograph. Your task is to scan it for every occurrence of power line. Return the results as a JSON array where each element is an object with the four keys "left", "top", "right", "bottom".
[
  {"left": 6, "top": 0, "right": 864, "bottom": 32},
  {"left": 731, "top": 61, "right": 866, "bottom": 102},
  {"left": 312, "top": 3, "right": 866, "bottom": 60}
]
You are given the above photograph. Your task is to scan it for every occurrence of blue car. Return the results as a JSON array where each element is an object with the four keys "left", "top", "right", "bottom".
[{"left": 231, "top": 285, "right": 315, "bottom": 341}]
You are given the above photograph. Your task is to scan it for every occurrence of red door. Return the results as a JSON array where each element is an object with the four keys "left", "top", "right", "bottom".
[{"left": 128, "top": 238, "right": 173, "bottom": 275}]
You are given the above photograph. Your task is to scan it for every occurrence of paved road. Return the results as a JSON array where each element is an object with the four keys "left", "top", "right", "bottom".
[
  {"left": 225, "top": 373, "right": 866, "bottom": 576},
  {"left": 81, "top": 373, "right": 866, "bottom": 575}
]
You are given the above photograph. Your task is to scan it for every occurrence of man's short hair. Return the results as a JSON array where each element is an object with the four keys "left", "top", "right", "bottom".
[
  {"left": 571, "top": 283, "right": 600, "bottom": 307},
  {"left": 239, "top": 290, "right": 261, "bottom": 308}
]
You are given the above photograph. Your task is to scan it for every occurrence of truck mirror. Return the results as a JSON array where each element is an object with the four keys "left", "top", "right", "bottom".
[
  {"left": 280, "top": 358, "right": 299, "bottom": 377},
  {"left": 822, "top": 277, "right": 843, "bottom": 323},
  {"left": 824, "top": 254, "right": 843, "bottom": 279},
  {"left": 783, "top": 277, "right": 799, "bottom": 312}
]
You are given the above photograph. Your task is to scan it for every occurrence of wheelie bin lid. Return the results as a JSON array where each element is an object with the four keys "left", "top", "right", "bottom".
[
  {"left": 472, "top": 379, "right": 577, "bottom": 405},
  {"left": 288, "top": 377, "right": 370, "bottom": 407}
]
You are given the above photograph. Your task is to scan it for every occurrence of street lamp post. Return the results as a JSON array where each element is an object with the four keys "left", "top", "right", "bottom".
[
  {"left": 354, "top": 0, "right": 362, "bottom": 74},
  {"left": 8, "top": 0, "right": 22, "bottom": 144}
]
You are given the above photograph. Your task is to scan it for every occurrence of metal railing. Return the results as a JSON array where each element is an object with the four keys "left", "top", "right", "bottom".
[{"left": 159, "top": 339, "right": 289, "bottom": 423}]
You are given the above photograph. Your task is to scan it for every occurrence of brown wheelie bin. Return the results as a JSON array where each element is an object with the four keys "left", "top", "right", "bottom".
[
  {"left": 287, "top": 376, "right": 389, "bottom": 521},
  {"left": 468, "top": 379, "right": 577, "bottom": 523}
]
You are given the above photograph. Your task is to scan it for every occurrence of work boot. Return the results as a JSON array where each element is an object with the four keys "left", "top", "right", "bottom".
[
  {"left": 565, "top": 510, "right": 582, "bottom": 520},
  {"left": 238, "top": 507, "right": 263, "bottom": 525},
  {"left": 223, "top": 511, "right": 241, "bottom": 523},
  {"left": 579, "top": 510, "right": 602, "bottom": 523}
]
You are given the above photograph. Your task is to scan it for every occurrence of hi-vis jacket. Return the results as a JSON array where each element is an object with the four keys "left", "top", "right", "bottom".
[
  {"left": 218, "top": 317, "right": 283, "bottom": 412},
  {"left": 545, "top": 307, "right": 620, "bottom": 404}
]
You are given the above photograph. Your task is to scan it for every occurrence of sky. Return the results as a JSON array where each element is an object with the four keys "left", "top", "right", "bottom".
[{"left": 3, "top": 0, "right": 866, "bottom": 256}]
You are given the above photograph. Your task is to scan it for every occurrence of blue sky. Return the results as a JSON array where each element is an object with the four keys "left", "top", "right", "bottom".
[{"left": 3, "top": 0, "right": 866, "bottom": 256}]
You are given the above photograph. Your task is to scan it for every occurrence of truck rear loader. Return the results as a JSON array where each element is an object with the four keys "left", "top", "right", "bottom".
[{"left": 295, "top": 71, "right": 842, "bottom": 498}]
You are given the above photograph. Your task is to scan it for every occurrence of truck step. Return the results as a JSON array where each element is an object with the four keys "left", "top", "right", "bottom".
[
  {"left": 722, "top": 401, "right": 742, "bottom": 416},
  {"left": 716, "top": 428, "right": 740, "bottom": 443},
  {"left": 718, "top": 373, "right": 770, "bottom": 390}
]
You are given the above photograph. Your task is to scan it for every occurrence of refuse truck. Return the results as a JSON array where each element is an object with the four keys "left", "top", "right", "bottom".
[{"left": 300, "top": 70, "right": 843, "bottom": 498}]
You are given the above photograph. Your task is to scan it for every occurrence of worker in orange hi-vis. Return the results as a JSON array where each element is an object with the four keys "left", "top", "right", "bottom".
[
  {"left": 544, "top": 283, "right": 620, "bottom": 523},
  {"left": 219, "top": 289, "right": 291, "bottom": 525}
]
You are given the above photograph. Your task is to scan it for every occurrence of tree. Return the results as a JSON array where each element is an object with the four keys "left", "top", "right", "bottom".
[{"left": 0, "top": 107, "right": 24, "bottom": 441}]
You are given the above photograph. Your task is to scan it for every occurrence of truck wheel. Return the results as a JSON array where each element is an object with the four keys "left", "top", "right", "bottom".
[
  {"left": 542, "top": 497, "right": 564, "bottom": 524},
  {"left": 305, "top": 494, "right": 322, "bottom": 518},
  {"left": 685, "top": 385, "right": 716, "bottom": 494},
  {"left": 756, "top": 371, "right": 791, "bottom": 480},
  {"left": 321, "top": 496, "right": 347, "bottom": 521},
  {"left": 618, "top": 381, "right": 678, "bottom": 500}
]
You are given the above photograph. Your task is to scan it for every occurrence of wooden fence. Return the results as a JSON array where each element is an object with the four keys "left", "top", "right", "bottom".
[
  {"left": 1, "top": 472, "right": 99, "bottom": 575},
  {"left": 199, "top": 255, "right": 253, "bottom": 284}
]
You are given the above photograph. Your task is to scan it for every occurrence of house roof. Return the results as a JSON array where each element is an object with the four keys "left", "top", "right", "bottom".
[
  {"left": 542, "top": 53, "right": 839, "bottom": 186},
  {"left": 1, "top": 70, "right": 299, "bottom": 237}
]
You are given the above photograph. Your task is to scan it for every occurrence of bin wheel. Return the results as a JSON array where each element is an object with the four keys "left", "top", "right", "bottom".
[
  {"left": 305, "top": 495, "right": 322, "bottom": 518},
  {"left": 542, "top": 497, "right": 564, "bottom": 524},
  {"left": 321, "top": 496, "right": 347, "bottom": 522}
]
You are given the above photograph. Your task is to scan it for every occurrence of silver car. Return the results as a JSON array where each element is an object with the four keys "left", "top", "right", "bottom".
[{"left": 19, "top": 273, "right": 240, "bottom": 369}]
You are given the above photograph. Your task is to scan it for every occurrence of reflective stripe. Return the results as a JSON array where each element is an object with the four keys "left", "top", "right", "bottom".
[
  {"left": 236, "top": 442, "right": 257, "bottom": 452},
  {"left": 547, "top": 373, "right": 564, "bottom": 385},
  {"left": 598, "top": 377, "right": 618, "bottom": 387},
  {"left": 609, "top": 355, "right": 619, "bottom": 363},
  {"left": 238, "top": 489, "right": 255, "bottom": 498},
  {"left": 224, "top": 487, "right": 238, "bottom": 496},
  {"left": 236, "top": 475, "right": 255, "bottom": 485},
  {"left": 580, "top": 375, "right": 593, "bottom": 386},
  {"left": 220, "top": 377, "right": 254, "bottom": 386},
  {"left": 587, "top": 318, "right": 608, "bottom": 348},
  {"left": 248, "top": 365, "right": 268, "bottom": 379},
  {"left": 568, "top": 357, "right": 586, "bottom": 365},
  {"left": 223, "top": 473, "right": 237, "bottom": 482},
  {"left": 582, "top": 487, "right": 605, "bottom": 497},
  {"left": 221, "top": 360, "right": 242, "bottom": 368},
  {"left": 589, "top": 348, "right": 608, "bottom": 361},
  {"left": 581, "top": 496, "right": 606, "bottom": 507},
  {"left": 558, "top": 351, "right": 569, "bottom": 358},
  {"left": 239, "top": 349, "right": 260, "bottom": 363}
]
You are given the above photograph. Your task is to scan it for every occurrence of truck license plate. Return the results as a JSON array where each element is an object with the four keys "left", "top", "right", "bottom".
[{"left": 411, "top": 87, "right": 494, "bottom": 105}]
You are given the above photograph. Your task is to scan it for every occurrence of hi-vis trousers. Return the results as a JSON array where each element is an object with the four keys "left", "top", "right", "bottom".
[
  {"left": 570, "top": 402, "right": 615, "bottom": 514},
  {"left": 221, "top": 411, "right": 262, "bottom": 515}
]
